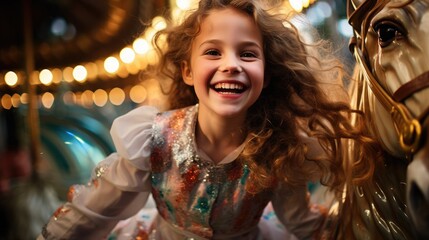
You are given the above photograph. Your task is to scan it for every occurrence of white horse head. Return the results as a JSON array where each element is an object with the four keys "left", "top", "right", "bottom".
[{"left": 347, "top": 0, "right": 429, "bottom": 237}]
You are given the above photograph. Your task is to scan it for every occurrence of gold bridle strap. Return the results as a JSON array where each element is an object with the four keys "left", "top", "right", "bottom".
[{"left": 353, "top": 46, "right": 422, "bottom": 154}]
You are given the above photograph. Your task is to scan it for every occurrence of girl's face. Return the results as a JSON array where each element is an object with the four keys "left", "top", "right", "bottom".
[{"left": 182, "top": 7, "right": 266, "bottom": 119}]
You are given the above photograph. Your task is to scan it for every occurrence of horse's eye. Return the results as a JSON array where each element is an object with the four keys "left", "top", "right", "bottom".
[{"left": 373, "top": 21, "right": 406, "bottom": 48}]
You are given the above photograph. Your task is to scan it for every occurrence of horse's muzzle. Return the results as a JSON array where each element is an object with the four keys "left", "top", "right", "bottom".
[{"left": 407, "top": 119, "right": 429, "bottom": 238}]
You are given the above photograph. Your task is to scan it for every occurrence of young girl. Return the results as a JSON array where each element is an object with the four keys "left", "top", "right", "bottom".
[{"left": 39, "top": 0, "right": 375, "bottom": 239}]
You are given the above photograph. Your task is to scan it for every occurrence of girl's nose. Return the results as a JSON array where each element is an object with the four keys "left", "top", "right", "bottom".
[{"left": 218, "top": 55, "right": 243, "bottom": 73}]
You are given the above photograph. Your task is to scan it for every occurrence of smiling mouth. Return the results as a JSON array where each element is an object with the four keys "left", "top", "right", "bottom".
[{"left": 212, "top": 82, "right": 246, "bottom": 94}]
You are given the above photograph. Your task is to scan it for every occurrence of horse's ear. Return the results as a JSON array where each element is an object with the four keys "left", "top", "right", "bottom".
[
  {"left": 347, "top": 0, "right": 365, "bottom": 49},
  {"left": 347, "top": 0, "right": 365, "bottom": 15},
  {"left": 347, "top": 0, "right": 377, "bottom": 34},
  {"left": 347, "top": 0, "right": 364, "bottom": 33}
]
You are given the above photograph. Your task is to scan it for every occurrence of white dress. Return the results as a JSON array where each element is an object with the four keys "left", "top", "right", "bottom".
[{"left": 38, "top": 104, "right": 326, "bottom": 240}]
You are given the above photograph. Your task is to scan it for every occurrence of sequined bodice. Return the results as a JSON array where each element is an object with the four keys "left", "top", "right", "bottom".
[{"left": 149, "top": 105, "right": 272, "bottom": 238}]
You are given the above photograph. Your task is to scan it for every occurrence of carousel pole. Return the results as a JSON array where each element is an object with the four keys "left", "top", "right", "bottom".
[
  {"left": 3, "top": 2, "right": 58, "bottom": 239},
  {"left": 22, "top": 0, "right": 41, "bottom": 179}
]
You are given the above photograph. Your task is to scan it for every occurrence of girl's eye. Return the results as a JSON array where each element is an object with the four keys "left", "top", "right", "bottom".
[
  {"left": 241, "top": 51, "right": 256, "bottom": 58},
  {"left": 373, "top": 20, "right": 406, "bottom": 48},
  {"left": 204, "top": 49, "right": 220, "bottom": 56}
]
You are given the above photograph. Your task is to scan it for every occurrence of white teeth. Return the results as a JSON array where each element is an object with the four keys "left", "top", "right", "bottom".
[{"left": 214, "top": 83, "right": 244, "bottom": 90}]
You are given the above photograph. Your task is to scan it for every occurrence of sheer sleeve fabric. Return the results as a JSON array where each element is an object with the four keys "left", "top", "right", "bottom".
[
  {"left": 271, "top": 183, "right": 325, "bottom": 240},
  {"left": 270, "top": 128, "right": 328, "bottom": 239},
  {"left": 39, "top": 105, "right": 159, "bottom": 240}
]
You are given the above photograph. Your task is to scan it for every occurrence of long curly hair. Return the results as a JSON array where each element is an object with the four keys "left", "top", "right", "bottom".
[{"left": 150, "top": 0, "right": 380, "bottom": 194}]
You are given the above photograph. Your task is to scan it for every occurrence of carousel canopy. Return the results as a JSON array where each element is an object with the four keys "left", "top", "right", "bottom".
[{"left": 0, "top": 0, "right": 165, "bottom": 71}]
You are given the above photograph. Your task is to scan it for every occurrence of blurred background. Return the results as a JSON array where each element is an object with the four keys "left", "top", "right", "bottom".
[{"left": 0, "top": 0, "right": 353, "bottom": 239}]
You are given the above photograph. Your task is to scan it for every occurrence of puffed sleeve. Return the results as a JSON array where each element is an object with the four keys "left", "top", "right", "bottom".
[
  {"left": 271, "top": 183, "right": 326, "bottom": 240},
  {"left": 39, "top": 105, "right": 159, "bottom": 240}
]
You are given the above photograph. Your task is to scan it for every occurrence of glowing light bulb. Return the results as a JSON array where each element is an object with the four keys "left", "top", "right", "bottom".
[
  {"left": 39, "top": 69, "right": 53, "bottom": 85},
  {"left": 120, "top": 47, "right": 136, "bottom": 64},
  {"left": 73, "top": 65, "right": 88, "bottom": 82},
  {"left": 104, "top": 56, "right": 120, "bottom": 73},
  {"left": 133, "top": 38, "right": 150, "bottom": 55},
  {"left": 5, "top": 71, "right": 18, "bottom": 86}
]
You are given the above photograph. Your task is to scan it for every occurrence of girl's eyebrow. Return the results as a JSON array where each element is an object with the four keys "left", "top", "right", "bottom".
[{"left": 198, "top": 39, "right": 263, "bottom": 50}]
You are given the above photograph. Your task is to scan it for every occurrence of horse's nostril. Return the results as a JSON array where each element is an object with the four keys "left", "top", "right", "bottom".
[
  {"left": 408, "top": 179, "right": 429, "bottom": 239},
  {"left": 409, "top": 181, "right": 429, "bottom": 220}
]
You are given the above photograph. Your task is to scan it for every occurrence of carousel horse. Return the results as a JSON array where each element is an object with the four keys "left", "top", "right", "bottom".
[
  {"left": 37, "top": 103, "right": 116, "bottom": 198},
  {"left": 0, "top": 102, "right": 119, "bottom": 240},
  {"left": 333, "top": 0, "right": 429, "bottom": 239}
]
